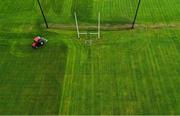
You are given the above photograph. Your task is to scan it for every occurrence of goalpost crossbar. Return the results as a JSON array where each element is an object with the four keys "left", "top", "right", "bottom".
[{"left": 74, "top": 12, "right": 101, "bottom": 39}]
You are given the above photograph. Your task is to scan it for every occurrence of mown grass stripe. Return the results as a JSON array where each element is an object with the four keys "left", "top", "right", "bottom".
[{"left": 71, "top": 0, "right": 94, "bottom": 22}]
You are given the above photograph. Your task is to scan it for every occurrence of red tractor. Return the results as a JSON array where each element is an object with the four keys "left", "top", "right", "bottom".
[{"left": 32, "top": 36, "right": 48, "bottom": 49}]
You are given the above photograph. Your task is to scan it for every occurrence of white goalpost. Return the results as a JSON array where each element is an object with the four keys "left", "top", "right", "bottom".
[{"left": 74, "top": 12, "right": 101, "bottom": 39}]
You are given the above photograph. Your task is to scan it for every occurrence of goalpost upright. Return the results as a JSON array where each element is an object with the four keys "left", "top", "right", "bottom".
[
  {"left": 98, "top": 12, "right": 101, "bottom": 38},
  {"left": 74, "top": 12, "right": 101, "bottom": 39},
  {"left": 74, "top": 12, "right": 80, "bottom": 38}
]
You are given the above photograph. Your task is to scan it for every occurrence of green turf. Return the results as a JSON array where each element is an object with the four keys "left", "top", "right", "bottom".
[
  {"left": 38, "top": 0, "right": 180, "bottom": 24},
  {"left": 0, "top": 0, "right": 180, "bottom": 115}
]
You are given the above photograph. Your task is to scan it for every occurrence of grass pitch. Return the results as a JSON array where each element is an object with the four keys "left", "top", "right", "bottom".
[{"left": 0, "top": 0, "right": 180, "bottom": 115}]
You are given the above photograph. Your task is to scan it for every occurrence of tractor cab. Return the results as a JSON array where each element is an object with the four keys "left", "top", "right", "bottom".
[{"left": 32, "top": 36, "right": 48, "bottom": 49}]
